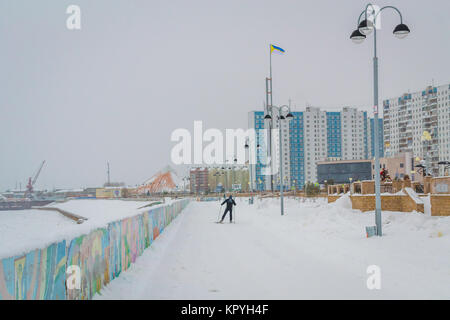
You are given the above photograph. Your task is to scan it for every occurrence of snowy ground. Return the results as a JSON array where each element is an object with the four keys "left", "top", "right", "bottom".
[
  {"left": 95, "top": 196, "right": 450, "bottom": 300},
  {"left": 0, "top": 199, "right": 169, "bottom": 259}
]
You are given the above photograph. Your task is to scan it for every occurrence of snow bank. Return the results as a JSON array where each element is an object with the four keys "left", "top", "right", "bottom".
[
  {"left": 0, "top": 199, "right": 174, "bottom": 259},
  {"left": 331, "top": 193, "right": 352, "bottom": 209},
  {"left": 404, "top": 187, "right": 424, "bottom": 204},
  {"left": 96, "top": 198, "right": 450, "bottom": 299},
  {"left": 0, "top": 199, "right": 190, "bottom": 300}
]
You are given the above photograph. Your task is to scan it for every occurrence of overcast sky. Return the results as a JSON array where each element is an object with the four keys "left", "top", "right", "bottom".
[{"left": 0, "top": 0, "right": 449, "bottom": 191}]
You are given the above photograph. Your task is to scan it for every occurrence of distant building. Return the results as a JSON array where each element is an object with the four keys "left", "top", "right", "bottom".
[
  {"left": 190, "top": 167, "right": 209, "bottom": 194},
  {"left": 383, "top": 83, "right": 450, "bottom": 176},
  {"left": 379, "top": 152, "right": 422, "bottom": 182},
  {"left": 317, "top": 159, "right": 373, "bottom": 184},
  {"left": 207, "top": 166, "right": 249, "bottom": 193},
  {"left": 318, "top": 154, "right": 423, "bottom": 185},
  {"left": 248, "top": 106, "right": 383, "bottom": 190},
  {"left": 53, "top": 188, "right": 95, "bottom": 198},
  {"left": 103, "top": 182, "right": 125, "bottom": 187},
  {"left": 96, "top": 187, "right": 123, "bottom": 198}
]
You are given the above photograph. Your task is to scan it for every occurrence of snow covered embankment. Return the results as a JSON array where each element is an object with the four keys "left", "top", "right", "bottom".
[
  {"left": 96, "top": 196, "right": 450, "bottom": 299},
  {"left": 0, "top": 198, "right": 190, "bottom": 300}
]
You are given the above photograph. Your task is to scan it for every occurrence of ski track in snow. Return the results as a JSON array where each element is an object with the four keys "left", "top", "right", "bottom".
[{"left": 95, "top": 197, "right": 450, "bottom": 300}]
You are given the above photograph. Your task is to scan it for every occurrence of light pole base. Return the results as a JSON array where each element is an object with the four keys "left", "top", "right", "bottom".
[
  {"left": 375, "top": 208, "right": 382, "bottom": 237},
  {"left": 365, "top": 226, "right": 377, "bottom": 238}
]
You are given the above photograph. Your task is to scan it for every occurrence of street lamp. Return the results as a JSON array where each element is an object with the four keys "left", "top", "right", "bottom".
[
  {"left": 232, "top": 157, "right": 237, "bottom": 191},
  {"left": 213, "top": 171, "right": 222, "bottom": 193},
  {"left": 421, "top": 130, "right": 432, "bottom": 176},
  {"left": 245, "top": 139, "right": 260, "bottom": 193},
  {"left": 349, "top": 177, "right": 353, "bottom": 195},
  {"left": 350, "top": 4, "right": 410, "bottom": 237},
  {"left": 264, "top": 104, "right": 294, "bottom": 215},
  {"left": 438, "top": 161, "right": 450, "bottom": 176},
  {"left": 350, "top": 29, "right": 366, "bottom": 44}
]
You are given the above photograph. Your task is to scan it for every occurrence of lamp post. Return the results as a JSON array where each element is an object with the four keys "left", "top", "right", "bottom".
[
  {"left": 221, "top": 166, "right": 229, "bottom": 192},
  {"left": 349, "top": 177, "right": 353, "bottom": 195},
  {"left": 293, "top": 179, "right": 296, "bottom": 199},
  {"left": 232, "top": 157, "right": 237, "bottom": 189},
  {"left": 264, "top": 104, "right": 294, "bottom": 215},
  {"left": 421, "top": 130, "right": 432, "bottom": 176},
  {"left": 245, "top": 138, "right": 261, "bottom": 193},
  {"left": 213, "top": 171, "right": 221, "bottom": 194},
  {"left": 350, "top": 4, "right": 410, "bottom": 237}
]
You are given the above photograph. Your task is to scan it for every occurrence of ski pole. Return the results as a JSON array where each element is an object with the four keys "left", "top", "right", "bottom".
[
  {"left": 217, "top": 203, "right": 223, "bottom": 222},
  {"left": 233, "top": 205, "right": 236, "bottom": 224}
]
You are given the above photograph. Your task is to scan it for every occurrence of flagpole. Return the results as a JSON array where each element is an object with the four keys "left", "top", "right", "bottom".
[
  {"left": 269, "top": 44, "right": 272, "bottom": 88},
  {"left": 268, "top": 44, "right": 273, "bottom": 192},
  {"left": 269, "top": 44, "right": 272, "bottom": 107}
]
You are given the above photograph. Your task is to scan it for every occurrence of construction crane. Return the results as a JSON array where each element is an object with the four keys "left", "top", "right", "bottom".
[{"left": 25, "top": 160, "right": 46, "bottom": 197}]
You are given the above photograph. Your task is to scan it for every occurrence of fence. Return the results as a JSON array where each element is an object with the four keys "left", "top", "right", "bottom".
[{"left": 0, "top": 199, "right": 190, "bottom": 300}]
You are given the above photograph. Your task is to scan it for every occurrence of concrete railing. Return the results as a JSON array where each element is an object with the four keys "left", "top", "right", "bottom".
[{"left": 0, "top": 199, "right": 190, "bottom": 300}]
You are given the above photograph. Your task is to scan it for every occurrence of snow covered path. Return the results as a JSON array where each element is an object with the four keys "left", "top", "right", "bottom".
[{"left": 95, "top": 197, "right": 450, "bottom": 300}]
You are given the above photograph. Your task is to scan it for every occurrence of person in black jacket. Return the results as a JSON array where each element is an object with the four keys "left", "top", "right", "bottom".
[{"left": 219, "top": 195, "right": 236, "bottom": 223}]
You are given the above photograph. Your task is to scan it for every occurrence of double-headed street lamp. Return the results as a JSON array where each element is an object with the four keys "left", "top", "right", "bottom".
[
  {"left": 245, "top": 138, "right": 261, "bottom": 193},
  {"left": 350, "top": 4, "right": 410, "bottom": 237},
  {"left": 219, "top": 166, "right": 230, "bottom": 192},
  {"left": 264, "top": 104, "right": 294, "bottom": 215},
  {"left": 213, "top": 171, "right": 223, "bottom": 193},
  {"left": 245, "top": 139, "right": 260, "bottom": 193},
  {"left": 421, "top": 130, "right": 432, "bottom": 176}
]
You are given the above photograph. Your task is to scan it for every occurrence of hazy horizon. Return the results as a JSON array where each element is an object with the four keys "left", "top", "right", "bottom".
[{"left": 1, "top": 0, "right": 449, "bottom": 191}]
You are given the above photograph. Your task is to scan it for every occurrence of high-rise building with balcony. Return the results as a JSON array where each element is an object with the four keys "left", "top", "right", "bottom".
[
  {"left": 383, "top": 83, "right": 450, "bottom": 176},
  {"left": 248, "top": 106, "right": 382, "bottom": 190}
]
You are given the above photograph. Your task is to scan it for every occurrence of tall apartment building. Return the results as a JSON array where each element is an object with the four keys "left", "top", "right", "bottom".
[
  {"left": 383, "top": 83, "right": 450, "bottom": 176},
  {"left": 303, "top": 107, "right": 328, "bottom": 183},
  {"left": 340, "top": 107, "right": 368, "bottom": 160},
  {"left": 248, "top": 106, "right": 383, "bottom": 190}
]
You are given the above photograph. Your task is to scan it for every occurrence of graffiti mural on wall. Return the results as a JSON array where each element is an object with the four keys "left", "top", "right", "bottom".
[
  {"left": 66, "top": 228, "right": 110, "bottom": 300},
  {"left": 0, "top": 241, "right": 66, "bottom": 300},
  {"left": 0, "top": 199, "right": 190, "bottom": 300}
]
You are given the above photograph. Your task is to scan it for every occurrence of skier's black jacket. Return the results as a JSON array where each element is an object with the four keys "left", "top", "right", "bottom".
[{"left": 221, "top": 197, "right": 236, "bottom": 210}]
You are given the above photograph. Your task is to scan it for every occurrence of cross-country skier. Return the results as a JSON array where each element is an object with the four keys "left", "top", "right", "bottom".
[{"left": 219, "top": 195, "right": 236, "bottom": 223}]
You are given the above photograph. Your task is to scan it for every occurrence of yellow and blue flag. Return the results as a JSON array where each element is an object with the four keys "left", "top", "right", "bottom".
[{"left": 270, "top": 44, "right": 285, "bottom": 55}]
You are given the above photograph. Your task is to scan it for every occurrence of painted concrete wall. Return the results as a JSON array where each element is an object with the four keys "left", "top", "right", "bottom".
[{"left": 0, "top": 199, "right": 190, "bottom": 300}]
